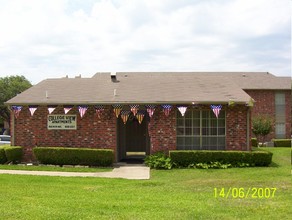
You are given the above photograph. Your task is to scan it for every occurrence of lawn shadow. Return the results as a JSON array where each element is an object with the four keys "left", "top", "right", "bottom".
[{"left": 269, "top": 161, "right": 280, "bottom": 167}]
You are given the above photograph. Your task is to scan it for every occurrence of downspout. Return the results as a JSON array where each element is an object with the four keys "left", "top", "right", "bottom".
[
  {"left": 246, "top": 107, "right": 250, "bottom": 151},
  {"left": 10, "top": 106, "right": 15, "bottom": 146}
]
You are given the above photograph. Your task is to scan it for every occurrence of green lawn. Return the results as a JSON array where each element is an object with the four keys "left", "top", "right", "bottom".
[{"left": 0, "top": 147, "right": 291, "bottom": 219}]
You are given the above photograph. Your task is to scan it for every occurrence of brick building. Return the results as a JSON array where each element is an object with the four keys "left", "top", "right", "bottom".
[{"left": 6, "top": 72, "right": 291, "bottom": 162}]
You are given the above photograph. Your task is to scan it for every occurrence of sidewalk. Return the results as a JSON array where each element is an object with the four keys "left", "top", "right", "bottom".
[{"left": 0, "top": 164, "right": 150, "bottom": 180}]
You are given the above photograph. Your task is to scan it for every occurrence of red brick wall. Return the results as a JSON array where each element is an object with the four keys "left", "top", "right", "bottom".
[
  {"left": 12, "top": 104, "right": 252, "bottom": 162},
  {"left": 12, "top": 106, "right": 117, "bottom": 162},
  {"left": 245, "top": 90, "right": 291, "bottom": 140},
  {"left": 226, "top": 105, "right": 250, "bottom": 151},
  {"left": 148, "top": 107, "right": 176, "bottom": 154}
]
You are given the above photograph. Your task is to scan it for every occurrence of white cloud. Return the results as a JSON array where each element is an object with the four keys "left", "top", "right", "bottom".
[{"left": 0, "top": 0, "right": 290, "bottom": 84}]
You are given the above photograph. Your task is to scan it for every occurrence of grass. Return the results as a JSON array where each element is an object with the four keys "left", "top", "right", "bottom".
[
  {"left": 0, "top": 147, "right": 291, "bottom": 219},
  {"left": 0, "top": 164, "right": 112, "bottom": 172}
]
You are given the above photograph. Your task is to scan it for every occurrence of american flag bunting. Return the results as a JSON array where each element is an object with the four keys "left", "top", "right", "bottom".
[
  {"left": 95, "top": 105, "right": 105, "bottom": 118},
  {"left": 146, "top": 105, "right": 156, "bottom": 118},
  {"left": 210, "top": 105, "right": 222, "bottom": 118},
  {"left": 112, "top": 104, "right": 123, "bottom": 118},
  {"left": 120, "top": 111, "right": 130, "bottom": 124},
  {"left": 12, "top": 106, "right": 22, "bottom": 119},
  {"left": 78, "top": 105, "right": 88, "bottom": 118},
  {"left": 130, "top": 104, "right": 139, "bottom": 116},
  {"left": 136, "top": 111, "right": 145, "bottom": 124},
  {"left": 161, "top": 104, "right": 172, "bottom": 117}
]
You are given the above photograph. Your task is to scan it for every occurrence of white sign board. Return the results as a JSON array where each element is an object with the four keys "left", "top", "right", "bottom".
[{"left": 47, "top": 115, "right": 77, "bottom": 130}]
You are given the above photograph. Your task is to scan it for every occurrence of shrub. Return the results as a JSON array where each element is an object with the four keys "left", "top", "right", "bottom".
[
  {"left": 33, "top": 147, "right": 114, "bottom": 166},
  {"left": 0, "top": 147, "right": 7, "bottom": 164},
  {"left": 188, "top": 162, "right": 232, "bottom": 169},
  {"left": 4, "top": 146, "right": 22, "bottom": 163},
  {"left": 273, "top": 139, "right": 291, "bottom": 148},
  {"left": 169, "top": 150, "right": 273, "bottom": 167},
  {"left": 252, "top": 115, "right": 273, "bottom": 146},
  {"left": 251, "top": 138, "right": 258, "bottom": 147},
  {"left": 144, "top": 152, "right": 172, "bottom": 169}
]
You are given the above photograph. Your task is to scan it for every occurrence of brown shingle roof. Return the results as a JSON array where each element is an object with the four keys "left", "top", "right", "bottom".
[{"left": 6, "top": 72, "right": 290, "bottom": 105}]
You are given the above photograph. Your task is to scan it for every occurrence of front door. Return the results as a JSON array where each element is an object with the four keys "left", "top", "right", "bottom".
[{"left": 118, "top": 113, "right": 149, "bottom": 161}]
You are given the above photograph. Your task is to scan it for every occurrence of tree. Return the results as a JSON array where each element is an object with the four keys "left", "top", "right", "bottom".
[
  {"left": 0, "top": 75, "right": 32, "bottom": 129},
  {"left": 252, "top": 115, "right": 273, "bottom": 147}
]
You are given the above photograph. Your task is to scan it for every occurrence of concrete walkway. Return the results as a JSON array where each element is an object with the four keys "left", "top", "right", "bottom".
[{"left": 0, "top": 164, "right": 150, "bottom": 180}]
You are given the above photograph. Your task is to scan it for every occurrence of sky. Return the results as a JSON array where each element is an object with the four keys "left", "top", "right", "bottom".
[{"left": 0, "top": 0, "right": 291, "bottom": 84}]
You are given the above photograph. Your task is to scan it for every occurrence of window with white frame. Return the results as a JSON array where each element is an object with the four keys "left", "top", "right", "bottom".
[{"left": 176, "top": 109, "right": 226, "bottom": 150}]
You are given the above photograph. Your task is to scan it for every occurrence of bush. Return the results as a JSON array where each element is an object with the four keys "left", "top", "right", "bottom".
[
  {"left": 169, "top": 150, "right": 273, "bottom": 167},
  {"left": 33, "top": 147, "right": 114, "bottom": 166},
  {"left": 0, "top": 147, "right": 7, "bottom": 164},
  {"left": 188, "top": 162, "right": 232, "bottom": 169},
  {"left": 273, "top": 139, "right": 291, "bottom": 147},
  {"left": 4, "top": 146, "right": 22, "bottom": 163},
  {"left": 251, "top": 138, "right": 258, "bottom": 147},
  {"left": 144, "top": 152, "right": 172, "bottom": 169}
]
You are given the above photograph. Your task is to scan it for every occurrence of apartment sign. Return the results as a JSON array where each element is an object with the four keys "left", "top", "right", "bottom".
[{"left": 47, "top": 115, "right": 77, "bottom": 130}]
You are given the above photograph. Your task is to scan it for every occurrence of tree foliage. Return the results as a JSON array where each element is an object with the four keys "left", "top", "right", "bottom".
[
  {"left": 252, "top": 115, "right": 273, "bottom": 146},
  {"left": 0, "top": 75, "right": 32, "bottom": 122}
]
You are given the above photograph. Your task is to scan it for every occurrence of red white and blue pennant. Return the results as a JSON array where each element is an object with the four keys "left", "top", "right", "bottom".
[
  {"left": 161, "top": 104, "right": 172, "bottom": 117},
  {"left": 11, "top": 106, "right": 22, "bottom": 118},
  {"left": 78, "top": 105, "right": 88, "bottom": 118},
  {"left": 210, "top": 105, "right": 222, "bottom": 118}
]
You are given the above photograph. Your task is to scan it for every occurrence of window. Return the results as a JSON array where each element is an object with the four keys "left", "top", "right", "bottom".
[
  {"left": 275, "top": 92, "right": 286, "bottom": 138},
  {"left": 275, "top": 123, "right": 285, "bottom": 139},
  {"left": 176, "top": 109, "right": 226, "bottom": 150}
]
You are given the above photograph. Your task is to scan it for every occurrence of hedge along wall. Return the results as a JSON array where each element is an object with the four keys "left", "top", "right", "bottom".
[
  {"left": 11, "top": 106, "right": 117, "bottom": 162},
  {"left": 33, "top": 147, "right": 114, "bottom": 166},
  {"left": 169, "top": 150, "right": 273, "bottom": 167}
]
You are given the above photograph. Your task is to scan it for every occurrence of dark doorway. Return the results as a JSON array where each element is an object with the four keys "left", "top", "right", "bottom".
[{"left": 118, "top": 113, "right": 150, "bottom": 161}]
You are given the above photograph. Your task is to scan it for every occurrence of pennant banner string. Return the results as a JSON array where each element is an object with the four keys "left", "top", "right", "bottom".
[
  {"left": 64, "top": 106, "right": 73, "bottom": 114},
  {"left": 146, "top": 104, "right": 156, "bottom": 118},
  {"left": 78, "top": 105, "right": 88, "bottom": 118},
  {"left": 48, "top": 105, "right": 57, "bottom": 114},
  {"left": 177, "top": 106, "right": 187, "bottom": 117},
  {"left": 130, "top": 104, "right": 139, "bottom": 116},
  {"left": 210, "top": 105, "right": 222, "bottom": 118},
  {"left": 95, "top": 105, "right": 105, "bottom": 118},
  {"left": 29, "top": 105, "right": 38, "bottom": 116},
  {"left": 120, "top": 110, "right": 130, "bottom": 124},
  {"left": 136, "top": 111, "right": 145, "bottom": 124},
  {"left": 112, "top": 104, "right": 123, "bottom": 118},
  {"left": 11, "top": 106, "right": 22, "bottom": 119},
  {"left": 161, "top": 104, "right": 172, "bottom": 117}
]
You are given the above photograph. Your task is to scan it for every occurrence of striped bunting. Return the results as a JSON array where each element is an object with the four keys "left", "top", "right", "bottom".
[
  {"left": 210, "top": 105, "right": 222, "bottom": 118},
  {"left": 136, "top": 111, "right": 145, "bottom": 124},
  {"left": 11, "top": 106, "right": 22, "bottom": 119},
  {"left": 78, "top": 105, "right": 88, "bottom": 118},
  {"left": 95, "top": 105, "right": 105, "bottom": 118},
  {"left": 29, "top": 105, "right": 38, "bottom": 116},
  {"left": 145, "top": 105, "right": 156, "bottom": 118},
  {"left": 177, "top": 106, "right": 187, "bottom": 117},
  {"left": 112, "top": 104, "right": 123, "bottom": 118},
  {"left": 120, "top": 111, "right": 130, "bottom": 124},
  {"left": 161, "top": 104, "right": 172, "bottom": 117},
  {"left": 130, "top": 104, "right": 139, "bottom": 116}
]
